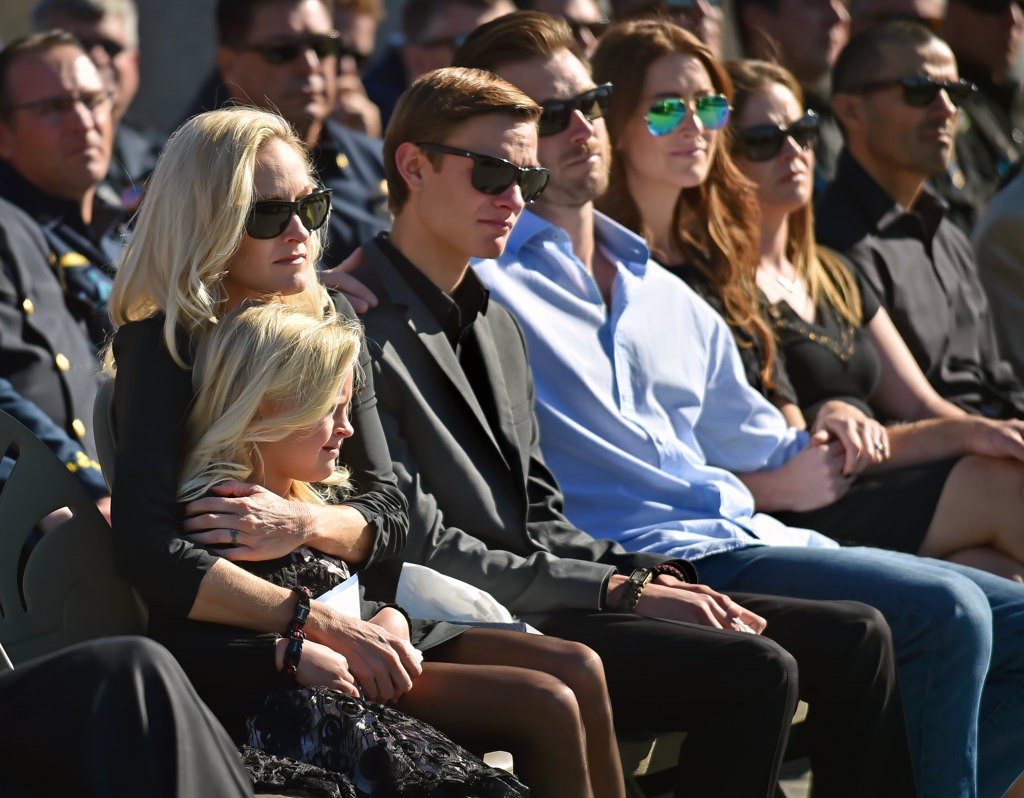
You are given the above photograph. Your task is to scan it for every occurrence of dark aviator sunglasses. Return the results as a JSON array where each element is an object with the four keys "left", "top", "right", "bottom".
[
  {"left": 242, "top": 33, "right": 363, "bottom": 67},
  {"left": 246, "top": 189, "right": 333, "bottom": 240},
  {"left": 416, "top": 143, "right": 551, "bottom": 204},
  {"left": 852, "top": 75, "right": 977, "bottom": 108},
  {"left": 538, "top": 83, "right": 614, "bottom": 138},
  {"left": 733, "top": 111, "right": 820, "bottom": 162}
]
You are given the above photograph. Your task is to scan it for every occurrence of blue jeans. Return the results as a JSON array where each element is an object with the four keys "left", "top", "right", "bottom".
[{"left": 696, "top": 545, "right": 1024, "bottom": 798}]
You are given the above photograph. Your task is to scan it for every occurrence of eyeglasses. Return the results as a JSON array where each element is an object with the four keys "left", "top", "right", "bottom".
[
  {"left": 851, "top": 76, "right": 978, "bottom": 108},
  {"left": 566, "top": 18, "right": 610, "bottom": 40},
  {"left": 733, "top": 111, "right": 820, "bottom": 162},
  {"left": 241, "top": 33, "right": 343, "bottom": 65},
  {"left": 336, "top": 41, "right": 370, "bottom": 72},
  {"left": 646, "top": 95, "right": 731, "bottom": 136},
  {"left": 78, "top": 36, "right": 127, "bottom": 58},
  {"left": 245, "top": 188, "right": 333, "bottom": 239},
  {"left": 416, "top": 143, "right": 551, "bottom": 203},
  {"left": 9, "top": 89, "right": 114, "bottom": 119},
  {"left": 950, "top": 0, "right": 1021, "bottom": 13},
  {"left": 538, "top": 83, "right": 613, "bottom": 138}
]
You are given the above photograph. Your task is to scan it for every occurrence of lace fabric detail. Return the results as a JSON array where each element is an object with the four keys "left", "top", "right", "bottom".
[{"left": 244, "top": 686, "right": 527, "bottom": 797}]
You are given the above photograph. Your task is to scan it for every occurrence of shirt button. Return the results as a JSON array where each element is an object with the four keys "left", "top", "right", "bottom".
[
  {"left": 21, "top": 298, "right": 34, "bottom": 315},
  {"left": 55, "top": 353, "right": 71, "bottom": 372},
  {"left": 71, "top": 418, "right": 86, "bottom": 438},
  {"left": 336, "top": 152, "right": 349, "bottom": 170}
]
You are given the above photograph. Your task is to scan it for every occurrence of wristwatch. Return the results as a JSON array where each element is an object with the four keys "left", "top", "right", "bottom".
[{"left": 619, "top": 568, "right": 654, "bottom": 612}]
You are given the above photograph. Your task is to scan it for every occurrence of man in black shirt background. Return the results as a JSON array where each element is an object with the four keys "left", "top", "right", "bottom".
[{"left": 817, "top": 20, "right": 1024, "bottom": 419}]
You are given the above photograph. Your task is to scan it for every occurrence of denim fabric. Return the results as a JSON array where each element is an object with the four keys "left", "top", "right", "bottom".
[{"left": 696, "top": 545, "right": 1024, "bottom": 798}]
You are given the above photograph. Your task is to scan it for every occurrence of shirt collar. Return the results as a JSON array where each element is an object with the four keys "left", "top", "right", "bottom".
[
  {"left": 377, "top": 232, "right": 489, "bottom": 347},
  {"left": 505, "top": 208, "right": 651, "bottom": 271},
  {"left": 835, "top": 148, "right": 946, "bottom": 240}
]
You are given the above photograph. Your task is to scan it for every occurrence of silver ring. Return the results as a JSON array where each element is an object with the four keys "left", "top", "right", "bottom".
[
  {"left": 874, "top": 442, "right": 885, "bottom": 454},
  {"left": 230, "top": 529, "right": 239, "bottom": 546}
]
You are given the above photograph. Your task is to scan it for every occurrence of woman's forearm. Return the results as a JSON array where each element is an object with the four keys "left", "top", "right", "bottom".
[{"left": 304, "top": 502, "right": 375, "bottom": 563}]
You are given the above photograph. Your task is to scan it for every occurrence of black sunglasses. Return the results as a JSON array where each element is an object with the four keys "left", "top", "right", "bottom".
[
  {"left": 852, "top": 75, "right": 978, "bottom": 108},
  {"left": 733, "top": 111, "right": 820, "bottom": 162},
  {"left": 416, "top": 143, "right": 551, "bottom": 203},
  {"left": 78, "top": 36, "right": 126, "bottom": 58},
  {"left": 241, "top": 33, "right": 343, "bottom": 65},
  {"left": 246, "top": 189, "right": 333, "bottom": 239},
  {"left": 336, "top": 41, "right": 370, "bottom": 72},
  {"left": 538, "top": 83, "right": 614, "bottom": 138}
]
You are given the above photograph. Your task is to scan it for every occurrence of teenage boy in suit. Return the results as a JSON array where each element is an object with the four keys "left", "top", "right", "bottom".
[{"left": 351, "top": 62, "right": 915, "bottom": 797}]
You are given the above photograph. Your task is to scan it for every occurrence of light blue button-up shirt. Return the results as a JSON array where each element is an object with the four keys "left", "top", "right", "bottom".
[{"left": 473, "top": 210, "right": 837, "bottom": 561}]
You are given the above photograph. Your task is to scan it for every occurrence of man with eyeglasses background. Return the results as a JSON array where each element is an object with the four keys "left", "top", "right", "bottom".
[
  {"left": 214, "top": 0, "right": 391, "bottom": 265},
  {"left": 0, "top": 32, "right": 117, "bottom": 524},
  {"left": 0, "top": 29, "right": 121, "bottom": 348},
  {"left": 818, "top": 20, "right": 1024, "bottom": 419},
  {"left": 30, "top": 0, "right": 165, "bottom": 212},
  {"left": 361, "top": 0, "right": 515, "bottom": 130}
]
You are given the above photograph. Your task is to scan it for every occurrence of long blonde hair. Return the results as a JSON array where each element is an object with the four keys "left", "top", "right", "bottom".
[
  {"left": 726, "top": 59, "right": 862, "bottom": 325},
  {"left": 108, "top": 106, "right": 330, "bottom": 368},
  {"left": 179, "top": 302, "right": 363, "bottom": 504}
]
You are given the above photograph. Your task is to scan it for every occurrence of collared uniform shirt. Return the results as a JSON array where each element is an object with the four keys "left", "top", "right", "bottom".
[
  {"left": 817, "top": 150, "right": 1024, "bottom": 419},
  {"left": 474, "top": 210, "right": 836, "bottom": 562}
]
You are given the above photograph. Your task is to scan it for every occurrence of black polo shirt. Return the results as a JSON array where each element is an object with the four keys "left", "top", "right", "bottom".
[{"left": 816, "top": 149, "right": 1024, "bottom": 418}]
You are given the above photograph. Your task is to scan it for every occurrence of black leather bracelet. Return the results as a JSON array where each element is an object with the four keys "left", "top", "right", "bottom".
[
  {"left": 282, "top": 633, "right": 304, "bottom": 682},
  {"left": 285, "top": 586, "right": 311, "bottom": 638},
  {"left": 619, "top": 568, "right": 654, "bottom": 612}
]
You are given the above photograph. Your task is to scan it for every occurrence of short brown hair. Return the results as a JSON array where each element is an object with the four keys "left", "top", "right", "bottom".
[
  {"left": 0, "top": 29, "right": 83, "bottom": 120},
  {"left": 333, "top": 0, "right": 382, "bottom": 19},
  {"left": 383, "top": 66, "right": 540, "bottom": 213},
  {"left": 452, "top": 10, "right": 579, "bottom": 73},
  {"left": 216, "top": 0, "right": 330, "bottom": 48}
]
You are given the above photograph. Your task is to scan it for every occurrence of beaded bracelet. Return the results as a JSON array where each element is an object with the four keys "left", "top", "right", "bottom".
[
  {"left": 281, "top": 586, "right": 311, "bottom": 683},
  {"left": 285, "top": 586, "right": 312, "bottom": 638},
  {"left": 651, "top": 563, "right": 688, "bottom": 583},
  {"left": 282, "top": 633, "right": 305, "bottom": 682}
]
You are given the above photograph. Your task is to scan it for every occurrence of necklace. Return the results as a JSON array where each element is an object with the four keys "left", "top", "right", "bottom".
[{"left": 775, "top": 274, "right": 797, "bottom": 293}]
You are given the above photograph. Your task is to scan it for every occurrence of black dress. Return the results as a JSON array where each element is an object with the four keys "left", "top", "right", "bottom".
[
  {"left": 664, "top": 258, "right": 958, "bottom": 554},
  {"left": 110, "top": 295, "right": 525, "bottom": 797}
]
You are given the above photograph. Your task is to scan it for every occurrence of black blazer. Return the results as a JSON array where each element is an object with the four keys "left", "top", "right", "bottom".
[{"left": 356, "top": 238, "right": 682, "bottom": 623}]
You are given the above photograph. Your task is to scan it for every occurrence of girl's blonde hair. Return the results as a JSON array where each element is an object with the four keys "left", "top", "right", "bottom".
[
  {"left": 108, "top": 106, "right": 330, "bottom": 368},
  {"left": 179, "top": 302, "right": 364, "bottom": 505},
  {"left": 726, "top": 58, "right": 862, "bottom": 325}
]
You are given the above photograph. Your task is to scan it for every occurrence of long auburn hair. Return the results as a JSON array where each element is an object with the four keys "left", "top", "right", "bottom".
[
  {"left": 592, "top": 20, "right": 777, "bottom": 386},
  {"left": 726, "top": 58, "right": 862, "bottom": 325}
]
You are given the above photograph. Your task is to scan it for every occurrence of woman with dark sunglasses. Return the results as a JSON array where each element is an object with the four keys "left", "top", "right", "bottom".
[
  {"left": 593, "top": 24, "right": 1024, "bottom": 581},
  {"left": 724, "top": 58, "right": 1024, "bottom": 579},
  {"left": 104, "top": 104, "right": 623, "bottom": 797}
]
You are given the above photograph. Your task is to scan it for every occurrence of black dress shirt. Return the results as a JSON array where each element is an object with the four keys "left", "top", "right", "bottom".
[{"left": 816, "top": 149, "right": 1024, "bottom": 418}]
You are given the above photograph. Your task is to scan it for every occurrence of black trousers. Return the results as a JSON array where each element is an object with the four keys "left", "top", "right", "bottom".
[
  {"left": 540, "top": 593, "right": 916, "bottom": 798},
  {"left": 0, "top": 636, "right": 254, "bottom": 798}
]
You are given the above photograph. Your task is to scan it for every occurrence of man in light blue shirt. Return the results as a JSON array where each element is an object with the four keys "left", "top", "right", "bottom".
[{"left": 459, "top": 12, "right": 1024, "bottom": 797}]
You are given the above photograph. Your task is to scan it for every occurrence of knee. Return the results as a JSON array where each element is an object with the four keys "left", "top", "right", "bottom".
[
  {"left": 539, "top": 640, "right": 608, "bottom": 698},
  {"left": 906, "top": 573, "right": 992, "bottom": 661},
  {"left": 956, "top": 454, "right": 1024, "bottom": 495}
]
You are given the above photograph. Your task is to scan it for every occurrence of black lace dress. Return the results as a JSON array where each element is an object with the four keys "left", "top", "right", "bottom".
[{"left": 151, "top": 548, "right": 526, "bottom": 798}]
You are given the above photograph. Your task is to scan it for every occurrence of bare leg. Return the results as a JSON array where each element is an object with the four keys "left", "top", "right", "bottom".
[
  {"left": 946, "top": 546, "right": 1024, "bottom": 582},
  {"left": 917, "top": 455, "right": 1024, "bottom": 577},
  {"left": 418, "top": 628, "right": 626, "bottom": 798},
  {"left": 396, "top": 660, "right": 593, "bottom": 798}
]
